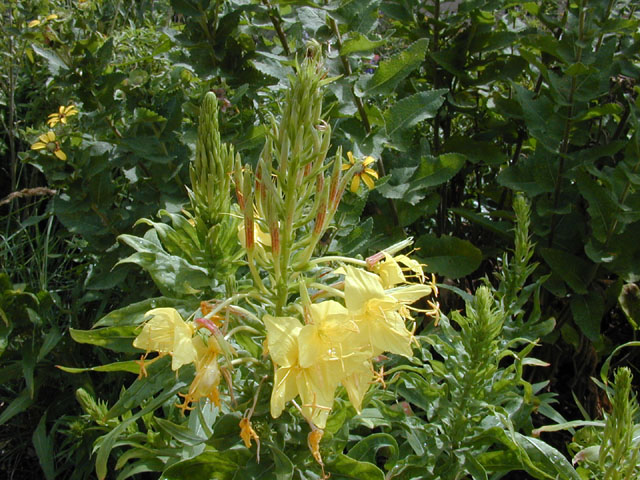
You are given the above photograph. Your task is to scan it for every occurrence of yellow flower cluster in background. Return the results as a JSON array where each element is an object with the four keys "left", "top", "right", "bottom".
[
  {"left": 266, "top": 256, "right": 437, "bottom": 429},
  {"left": 28, "top": 14, "right": 58, "bottom": 28}
]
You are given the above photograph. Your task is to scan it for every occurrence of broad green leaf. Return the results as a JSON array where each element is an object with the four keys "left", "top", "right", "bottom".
[
  {"left": 513, "top": 433, "right": 581, "bottom": 480},
  {"left": 442, "top": 135, "right": 508, "bottom": 166},
  {"left": 117, "top": 234, "right": 211, "bottom": 297},
  {"left": 570, "top": 294, "right": 604, "bottom": 341},
  {"left": 413, "top": 153, "right": 466, "bottom": 188},
  {"left": 163, "top": 448, "right": 253, "bottom": 479},
  {"left": 155, "top": 417, "right": 207, "bottom": 446},
  {"left": 70, "top": 325, "right": 140, "bottom": 353},
  {"left": 341, "top": 33, "right": 387, "bottom": 56},
  {"left": 326, "top": 453, "right": 385, "bottom": 480},
  {"left": 514, "top": 84, "right": 563, "bottom": 152},
  {"left": 575, "top": 171, "right": 619, "bottom": 243},
  {"left": 539, "top": 248, "right": 590, "bottom": 294},
  {"left": 356, "top": 38, "right": 429, "bottom": 97},
  {"left": 268, "top": 444, "right": 294, "bottom": 480},
  {"left": 415, "top": 234, "right": 482, "bottom": 278},
  {"left": 383, "top": 90, "right": 447, "bottom": 148},
  {"left": 575, "top": 103, "right": 623, "bottom": 122},
  {"left": 339, "top": 217, "right": 373, "bottom": 256},
  {"left": 31, "top": 44, "right": 68, "bottom": 74},
  {"left": 348, "top": 433, "right": 399, "bottom": 467},
  {"left": 93, "top": 297, "right": 191, "bottom": 328},
  {"left": 57, "top": 360, "right": 141, "bottom": 375}
]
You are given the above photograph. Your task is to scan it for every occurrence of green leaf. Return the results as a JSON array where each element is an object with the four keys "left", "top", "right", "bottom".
[
  {"left": 442, "top": 135, "right": 508, "bottom": 166},
  {"left": 32, "top": 415, "right": 55, "bottom": 480},
  {"left": 413, "top": 153, "right": 466, "bottom": 188},
  {"left": 93, "top": 297, "right": 191, "bottom": 328},
  {"left": 69, "top": 325, "right": 140, "bottom": 353},
  {"left": 340, "top": 32, "right": 387, "bottom": 56},
  {"left": 0, "top": 388, "right": 33, "bottom": 425},
  {"left": 575, "top": 171, "right": 619, "bottom": 243},
  {"left": 514, "top": 84, "right": 563, "bottom": 152},
  {"left": 383, "top": 90, "right": 447, "bottom": 149},
  {"left": 575, "top": 103, "right": 623, "bottom": 122},
  {"left": 163, "top": 448, "right": 253, "bottom": 479},
  {"left": 31, "top": 44, "right": 68, "bottom": 74},
  {"left": 618, "top": 283, "right": 640, "bottom": 329},
  {"left": 356, "top": 38, "right": 429, "bottom": 97},
  {"left": 570, "top": 294, "right": 604, "bottom": 342},
  {"left": 326, "top": 453, "right": 385, "bottom": 480},
  {"left": 348, "top": 433, "right": 399, "bottom": 467},
  {"left": 512, "top": 433, "right": 581, "bottom": 480},
  {"left": 415, "top": 234, "right": 482, "bottom": 278},
  {"left": 117, "top": 234, "right": 211, "bottom": 297},
  {"left": 155, "top": 417, "right": 207, "bottom": 446},
  {"left": 339, "top": 217, "right": 374, "bottom": 256},
  {"left": 268, "top": 444, "right": 294, "bottom": 480},
  {"left": 57, "top": 360, "right": 141, "bottom": 375},
  {"left": 539, "top": 248, "right": 590, "bottom": 295},
  {"left": 105, "top": 357, "right": 184, "bottom": 420}
]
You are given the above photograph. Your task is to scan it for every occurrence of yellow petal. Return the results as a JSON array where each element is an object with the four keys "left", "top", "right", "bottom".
[
  {"left": 340, "top": 359, "right": 372, "bottom": 412},
  {"left": 28, "top": 19, "right": 41, "bottom": 27},
  {"left": 390, "top": 284, "right": 432, "bottom": 304},
  {"left": 271, "top": 366, "right": 299, "bottom": 419},
  {"left": 377, "top": 254, "right": 405, "bottom": 288},
  {"left": 346, "top": 151, "right": 355, "bottom": 164},
  {"left": 54, "top": 149, "right": 67, "bottom": 161},
  {"left": 239, "top": 418, "right": 259, "bottom": 448},
  {"left": 350, "top": 175, "right": 360, "bottom": 193},
  {"left": 343, "top": 266, "right": 385, "bottom": 314},
  {"left": 361, "top": 173, "right": 375, "bottom": 190},
  {"left": 31, "top": 142, "right": 46, "bottom": 150},
  {"left": 264, "top": 315, "right": 302, "bottom": 367},
  {"left": 362, "top": 156, "right": 376, "bottom": 167},
  {"left": 364, "top": 168, "right": 379, "bottom": 179}
]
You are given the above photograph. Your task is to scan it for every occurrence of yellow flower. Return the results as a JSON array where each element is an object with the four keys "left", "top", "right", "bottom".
[
  {"left": 47, "top": 104, "right": 78, "bottom": 127},
  {"left": 342, "top": 151, "right": 379, "bottom": 192},
  {"left": 341, "top": 266, "right": 430, "bottom": 357},
  {"left": 133, "top": 308, "right": 198, "bottom": 371},
  {"left": 45, "top": 14, "right": 59, "bottom": 21},
  {"left": 374, "top": 253, "right": 426, "bottom": 288},
  {"left": 31, "top": 131, "right": 67, "bottom": 161},
  {"left": 177, "top": 336, "right": 222, "bottom": 412},
  {"left": 265, "top": 315, "right": 342, "bottom": 428},
  {"left": 28, "top": 19, "right": 41, "bottom": 28}
]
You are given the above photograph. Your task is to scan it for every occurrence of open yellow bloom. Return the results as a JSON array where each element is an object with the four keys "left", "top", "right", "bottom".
[
  {"left": 133, "top": 308, "right": 197, "bottom": 370},
  {"left": 341, "top": 266, "right": 430, "bottom": 357},
  {"left": 342, "top": 151, "right": 378, "bottom": 192},
  {"left": 374, "top": 253, "right": 427, "bottom": 288},
  {"left": 47, "top": 104, "right": 78, "bottom": 127},
  {"left": 31, "top": 131, "right": 67, "bottom": 161},
  {"left": 265, "top": 315, "right": 343, "bottom": 428}
]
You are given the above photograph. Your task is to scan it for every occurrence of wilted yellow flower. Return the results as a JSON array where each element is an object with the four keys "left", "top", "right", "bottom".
[
  {"left": 31, "top": 131, "right": 67, "bottom": 161},
  {"left": 239, "top": 417, "right": 259, "bottom": 448},
  {"left": 177, "top": 336, "right": 222, "bottom": 412},
  {"left": 47, "top": 104, "right": 78, "bottom": 127},
  {"left": 133, "top": 308, "right": 197, "bottom": 371},
  {"left": 342, "top": 151, "right": 378, "bottom": 192}
]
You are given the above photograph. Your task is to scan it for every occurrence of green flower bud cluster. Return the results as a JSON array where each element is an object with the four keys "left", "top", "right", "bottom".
[
  {"left": 235, "top": 43, "right": 354, "bottom": 314},
  {"left": 190, "top": 92, "right": 237, "bottom": 226}
]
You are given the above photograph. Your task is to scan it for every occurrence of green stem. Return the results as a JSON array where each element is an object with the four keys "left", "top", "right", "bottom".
[{"left": 261, "top": 0, "right": 290, "bottom": 56}]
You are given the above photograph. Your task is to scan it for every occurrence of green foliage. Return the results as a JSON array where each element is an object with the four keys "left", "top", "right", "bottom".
[{"left": 2, "top": 0, "right": 640, "bottom": 478}]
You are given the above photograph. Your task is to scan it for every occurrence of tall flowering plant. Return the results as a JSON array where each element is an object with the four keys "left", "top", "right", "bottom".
[{"left": 64, "top": 44, "right": 438, "bottom": 479}]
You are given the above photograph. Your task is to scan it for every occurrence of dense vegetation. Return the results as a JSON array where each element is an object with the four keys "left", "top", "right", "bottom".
[{"left": 1, "top": 1, "right": 639, "bottom": 479}]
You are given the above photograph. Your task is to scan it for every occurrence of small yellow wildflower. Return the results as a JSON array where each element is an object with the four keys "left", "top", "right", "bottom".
[
  {"left": 31, "top": 131, "right": 67, "bottom": 161},
  {"left": 47, "top": 104, "right": 78, "bottom": 127},
  {"left": 28, "top": 19, "right": 41, "bottom": 28},
  {"left": 342, "top": 151, "right": 379, "bottom": 192}
]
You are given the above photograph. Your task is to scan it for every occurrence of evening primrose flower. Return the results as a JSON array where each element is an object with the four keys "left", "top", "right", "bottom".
[
  {"left": 133, "top": 308, "right": 198, "bottom": 371},
  {"left": 47, "top": 104, "right": 78, "bottom": 127},
  {"left": 374, "top": 253, "right": 426, "bottom": 288},
  {"left": 341, "top": 266, "right": 431, "bottom": 357},
  {"left": 177, "top": 336, "right": 222, "bottom": 412},
  {"left": 31, "top": 131, "right": 67, "bottom": 161},
  {"left": 265, "top": 315, "right": 342, "bottom": 428},
  {"left": 342, "top": 151, "right": 378, "bottom": 192}
]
